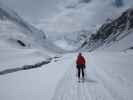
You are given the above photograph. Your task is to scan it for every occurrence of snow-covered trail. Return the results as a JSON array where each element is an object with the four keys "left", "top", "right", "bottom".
[
  {"left": 0, "top": 51, "right": 133, "bottom": 100},
  {"left": 52, "top": 53, "right": 114, "bottom": 100},
  {"left": 52, "top": 52, "right": 133, "bottom": 100}
]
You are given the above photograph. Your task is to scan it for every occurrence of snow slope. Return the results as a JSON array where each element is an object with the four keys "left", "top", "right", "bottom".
[
  {"left": 37, "top": 0, "right": 133, "bottom": 51},
  {"left": 0, "top": 1, "right": 133, "bottom": 100},
  {"left": 0, "top": 48, "right": 50, "bottom": 70},
  {"left": 0, "top": 1, "right": 46, "bottom": 48},
  {"left": 0, "top": 38, "right": 61, "bottom": 71},
  {"left": 52, "top": 52, "right": 133, "bottom": 100},
  {"left": 0, "top": 51, "right": 133, "bottom": 100},
  {"left": 0, "top": 2, "right": 66, "bottom": 54},
  {"left": 98, "top": 30, "right": 133, "bottom": 51},
  {"left": 38, "top": 0, "right": 132, "bottom": 37},
  {"left": 0, "top": 51, "right": 73, "bottom": 100}
]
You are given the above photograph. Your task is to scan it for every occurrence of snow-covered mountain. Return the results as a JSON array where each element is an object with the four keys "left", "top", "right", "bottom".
[
  {"left": 79, "top": 8, "right": 133, "bottom": 51},
  {"left": 0, "top": 1, "right": 133, "bottom": 100},
  {"left": 41, "top": 0, "right": 133, "bottom": 52},
  {"left": 0, "top": 2, "right": 66, "bottom": 54},
  {"left": 0, "top": 0, "right": 133, "bottom": 52},
  {"left": 0, "top": 2, "right": 47, "bottom": 48},
  {"left": 39, "top": 0, "right": 128, "bottom": 36}
]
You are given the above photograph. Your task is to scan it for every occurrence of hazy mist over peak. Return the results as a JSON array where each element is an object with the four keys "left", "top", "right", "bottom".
[
  {"left": 1, "top": 0, "right": 133, "bottom": 39},
  {"left": 38, "top": 0, "right": 133, "bottom": 38},
  {"left": 0, "top": 1, "right": 133, "bottom": 100},
  {"left": 0, "top": 0, "right": 61, "bottom": 24},
  {"left": 37, "top": 0, "right": 126, "bottom": 38}
]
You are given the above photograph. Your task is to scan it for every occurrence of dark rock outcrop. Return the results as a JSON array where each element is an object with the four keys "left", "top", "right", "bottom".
[{"left": 82, "top": 8, "right": 133, "bottom": 51}]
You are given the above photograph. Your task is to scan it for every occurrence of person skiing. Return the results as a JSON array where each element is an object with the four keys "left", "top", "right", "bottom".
[{"left": 76, "top": 53, "right": 86, "bottom": 82}]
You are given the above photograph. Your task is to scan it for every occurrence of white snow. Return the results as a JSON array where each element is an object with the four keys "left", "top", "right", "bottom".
[
  {"left": 54, "top": 39, "right": 78, "bottom": 51},
  {"left": 0, "top": 51, "right": 133, "bottom": 100},
  {"left": 37, "top": 0, "right": 133, "bottom": 50},
  {"left": 0, "top": 1, "right": 133, "bottom": 100},
  {"left": 38, "top": 0, "right": 131, "bottom": 38},
  {"left": 98, "top": 31, "right": 133, "bottom": 52},
  {"left": 0, "top": 19, "right": 66, "bottom": 53},
  {"left": 0, "top": 48, "right": 49, "bottom": 70}
]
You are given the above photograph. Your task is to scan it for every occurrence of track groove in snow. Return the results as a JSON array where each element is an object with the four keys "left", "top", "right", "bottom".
[
  {"left": 52, "top": 55, "right": 116, "bottom": 100},
  {"left": 0, "top": 52, "right": 133, "bottom": 100},
  {"left": 0, "top": 60, "right": 51, "bottom": 75}
]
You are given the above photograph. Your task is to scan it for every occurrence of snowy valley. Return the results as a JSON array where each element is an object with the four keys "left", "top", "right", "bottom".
[{"left": 0, "top": 0, "right": 133, "bottom": 100}]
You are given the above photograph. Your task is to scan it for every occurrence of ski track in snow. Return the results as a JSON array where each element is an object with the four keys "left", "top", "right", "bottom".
[
  {"left": 52, "top": 53, "right": 133, "bottom": 100},
  {"left": 0, "top": 52, "right": 132, "bottom": 100}
]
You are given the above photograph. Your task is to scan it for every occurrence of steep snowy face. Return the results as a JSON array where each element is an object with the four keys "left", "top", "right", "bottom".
[
  {"left": 45, "top": 0, "right": 133, "bottom": 51},
  {"left": 39, "top": 0, "right": 128, "bottom": 36},
  {"left": 80, "top": 8, "right": 133, "bottom": 51},
  {"left": 0, "top": 2, "right": 46, "bottom": 48}
]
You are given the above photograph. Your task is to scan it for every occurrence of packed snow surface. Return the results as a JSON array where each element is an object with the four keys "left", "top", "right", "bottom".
[{"left": 0, "top": 50, "right": 133, "bottom": 100}]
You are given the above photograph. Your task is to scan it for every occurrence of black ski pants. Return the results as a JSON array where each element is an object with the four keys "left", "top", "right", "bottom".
[{"left": 77, "top": 64, "right": 85, "bottom": 79}]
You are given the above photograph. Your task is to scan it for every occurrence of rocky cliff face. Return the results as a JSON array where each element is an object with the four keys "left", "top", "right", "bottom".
[{"left": 81, "top": 8, "right": 133, "bottom": 51}]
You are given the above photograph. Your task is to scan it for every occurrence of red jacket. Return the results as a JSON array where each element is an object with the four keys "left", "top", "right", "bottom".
[{"left": 76, "top": 55, "right": 85, "bottom": 65}]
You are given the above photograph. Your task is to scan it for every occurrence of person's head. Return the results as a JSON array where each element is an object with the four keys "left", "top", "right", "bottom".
[{"left": 78, "top": 52, "right": 82, "bottom": 56}]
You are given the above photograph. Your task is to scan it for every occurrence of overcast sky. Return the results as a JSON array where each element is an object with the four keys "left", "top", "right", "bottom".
[{"left": 0, "top": 0, "right": 61, "bottom": 24}]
